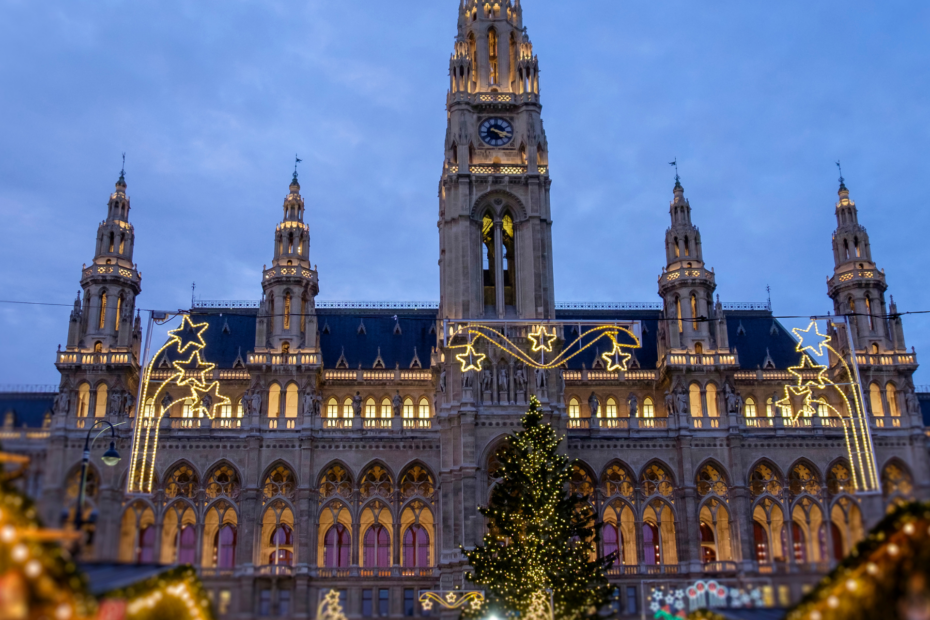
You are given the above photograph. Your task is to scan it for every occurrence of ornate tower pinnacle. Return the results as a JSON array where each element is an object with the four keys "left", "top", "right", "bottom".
[
  {"left": 440, "top": 0, "right": 553, "bottom": 320},
  {"left": 64, "top": 167, "right": 142, "bottom": 354},
  {"left": 255, "top": 171, "right": 320, "bottom": 354},
  {"left": 657, "top": 176, "right": 726, "bottom": 354},
  {"left": 826, "top": 175, "right": 902, "bottom": 352}
]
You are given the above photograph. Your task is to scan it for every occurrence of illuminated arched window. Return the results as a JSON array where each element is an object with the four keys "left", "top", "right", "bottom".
[
  {"left": 403, "top": 398, "right": 415, "bottom": 419},
  {"left": 324, "top": 525, "right": 351, "bottom": 568},
  {"left": 136, "top": 525, "right": 156, "bottom": 563},
  {"left": 77, "top": 383, "right": 91, "bottom": 418},
  {"left": 418, "top": 398, "right": 430, "bottom": 419},
  {"left": 744, "top": 397, "right": 757, "bottom": 418},
  {"left": 689, "top": 384, "right": 702, "bottom": 417},
  {"left": 789, "top": 463, "right": 821, "bottom": 497},
  {"left": 98, "top": 292, "right": 107, "bottom": 330},
  {"left": 643, "top": 522, "right": 660, "bottom": 565},
  {"left": 236, "top": 399, "right": 244, "bottom": 418},
  {"left": 343, "top": 398, "right": 353, "bottom": 419},
  {"left": 481, "top": 213, "right": 495, "bottom": 306},
  {"left": 844, "top": 239, "right": 850, "bottom": 260},
  {"left": 263, "top": 465, "right": 296, "bottom": 502},
  {"left": 283, "top": 293, "right": 291, "bottom": 330},
  {"left": 268, "top": 384, "right": 281, "bottom": 418},
  {"left": 502, "top": 213, "right": 515, "bottom": 306},
  {"left": 269, "top": 524, "right": 294, "bottom": 566},
  {"left": 676, "top": 297, "right": 683, "bottom": 333},
  {"left": 380, "top": 398, "right": 392, "bottom": 418},
  {"left": 114, "top": 295, "right": 122, "bottom": 332},
  {"left": 691, "top": 294, "right": 699, "bottom": 331},
  {"left": 364, "top": 525, "right": 390, "bottom": 567},
  {"left": 642, "top": 397, "right": 655, "bottom": 418},
  {"left": 753, "top": 522, "right": 769, "bottom": 563},
  {"left": 568, "top": 398, "right": 580, "bottom": 418},
  {"left": 705, "top": 384, "right": 718, "bottom": 417},
  {"left": 749, "top": 463, "right": 782, "bottom": 497},
  {"left": 865, "top": 295, "right": 873, "bottom": 331},
  {"left": 673, "top": 236, "right": 680, "bottom": 258},
  {"left": 365, "top": 398, "right": 376, "bottom": 419},
  {"left": 605, "top": 398, "right": 617, "bottom": 418},
  {"left": 869, "top": 383, "right": 884, "bottom": 417},
  {"left": 886, "top": 383, "right": 899, "bottom": 417},
  {"left": 326, "top": 398, "right": 338, "bottom": 418},
  {"left": 95, "top": 384, "right": 108, "bottom": 418},
  {"left": 854, "top": 236, "right": 861, "bottom": 258},
  {"left": 766, "top": 397, "right": 773, "bottom": 418},
  {"left": 603, "top": 521, "right": 622, "bottom": 561},
  {"left": 214, "top": 525, "right": 237, "bottom": 569},
  {"left": 684, "top": 235, "right": 690, "bottom": 256},
  {"left": 404, "top": 524, "right": 430, "bottom": 567},
  {"left": 284, "top": 384, "right": 299, "bottom": 418},
  {"left": 641, "top": 464, "right": 674, "bottom": 498},
  {"left": 488, "top": 27, "right": 499, "bottom": 84},
  {"left": 175, "top": 525, "right": 196, "bottom": 565}
]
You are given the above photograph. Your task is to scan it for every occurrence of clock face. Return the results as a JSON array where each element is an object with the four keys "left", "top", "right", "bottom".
[{"left": 479, "top": 118, "right": 514, "bottom": 147}]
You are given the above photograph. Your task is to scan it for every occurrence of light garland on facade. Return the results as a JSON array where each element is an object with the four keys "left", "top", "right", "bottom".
[
  {"left": 418, "top": 590, "right": 485, "bottom": 611},
  {"left": 317, "top": 589, "right": 347, "bottom": 620},
  {"left": 128, "top": 315, "right": 230, "bottom": 494},
  {"left": 451, "top": 324, "right": 640, "bottom": 373},
  {"left": 776, "top": 320, "right": 879, "bottom": 492}
]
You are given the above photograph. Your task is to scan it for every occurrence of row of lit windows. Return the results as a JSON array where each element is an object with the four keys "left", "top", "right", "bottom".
[{"left": 567, "top": 396, "right": 656, "bottom": 418}]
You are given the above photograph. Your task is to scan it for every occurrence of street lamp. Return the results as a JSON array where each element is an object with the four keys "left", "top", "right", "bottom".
[{"left": 73, "top": 419, "right": 121, "bottom": 549}]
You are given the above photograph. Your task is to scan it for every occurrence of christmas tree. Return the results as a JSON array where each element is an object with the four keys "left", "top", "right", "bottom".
[{"left": 463, "top": 396, "right": 612, "bottom": 620}]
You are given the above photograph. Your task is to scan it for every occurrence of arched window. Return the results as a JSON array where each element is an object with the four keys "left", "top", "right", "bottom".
[
  {"left": 869, "top": 383, "right": 884, "bottom": 416},
  {"left": 641, "top": 464, "right": 674, "bottom": 497},
  {"left": 744, "top": 397, "right": 757, "bottom": 418},
  {"left": 283, "top": 293, "right": 291, "bottom": 330},
  {"left": 206, "top": 465, "right": 240, "bottom": 500},
  {"left": 165, "top": 465, "right": 198, "bottom": 499},
  {"left": 705, "top": 384, "right": 718, "bottom": 417},
  {"left": 284, "top": 384, "right": 299, "bottom": 418},
  {"left": 343, "top": 398, "right": 354, "bottom": 419},
  {"left": 324, "top": 524, "right": 351, "bottom": 568},
  {"left": 684, "top": 236, "right": 690, "bottom": 256},
  {"left": 488, "top": 27, "right": 499, "bottom": 84},
  {"left": 268, "top": 384, "right": 281, "bottom": 418},
  {"left": 263, "top": 465, "right": 297, "bottom": 502},
  {"left": 77, "top": 383, "right": 90, "bottom": 418},
  {"left": 269, "top": 524, "right": 294, "bottom": 566},
  {"left": 642, "top": 397, "right": 654, "bottom": 418},
  {"left": 136, "top": 525, "right": 155, "bottom": 563},
  {"left": 700, "top": 522, "right": 716, "bottom": 563},
  {"left": 749, "top": 463, "right": 782, "bottom": 497},
  {"left": 844, "top": 239, "right": 850, "bottom": 260},
  {"left": 603, "top": 521, "right": 622, "bottom": 561},
  {"left": 380, "top": 398, "right": 392, "bottom": 418},
  {"left": 119, "top": 234, "right": 125, "bottom": 254},
  {"left": 604, "top": 398, "right": 617, "bottom": 419},
  {"left": 792, "top": 521, "right": 807, "bottom": 563},
  {"left": 95, "top": 384, "right": 108, "bottom": 418},
  {"left": 865, "top": 295, "right": 873, "bottom": 331},
  {"left": 676, "top": 297, "right": 683, "bottom": 333},
  {"left": 502, "top": 213, "right": 515, "bottom": 306},
  {"left": 673, "top": 236, "right": 680, "bottom": 258},
  {"left": 691, "top": 294, "right": 699, "bottom": 331},
  {"left": 114, "top": 295, "right": 122, "bottom": 332},
  {"left": 854, "top": 236, "right": 861, "bottom": 258},
  {"left": 482, "top": 213, "right": 495, "bottom": 306},
  {"left": 883, "top": 462, "right": 914, "bottom": 500},
  {"left": 753, "top": 522, "right": 769, "bottom": 563},
  {"left": 94, "top": 341, "right": 103, "bottom": 353},
  {"left": 327, "top": 398, "right": 338, "bottom": 418},
  {"left": 404, "top": 524, "right": 430, "bottom": 567},
  {"left": 766, "top": 397, "right": 774, "bottom": 418},
  {"left": 418, "top": 398, "right": 430, "bottom": 419},
  {"left": 99, "top": 292, "right": 107, "bottom": 330},
  {"left": 689, "top": 384, "right": 702, "bottom": 417},
  {"left": 364, "top": 525, "right": 390, "bottom": 568},
  {"left": 789, "top": 463, "right": 822, "bottom": 497},
  {"left": 403, "top": 398, "right": 414, "bottom": 419},
  {"left": 214, "top": 524, "right": 237, "bottom": 568},
  {"left": 886, "top": 383, "right": 899, "bottom": 417},
  {"left": 365, "top": 398, "right": 376, "bottom": 418},
  {"left": 643, "top": 523, "right": 660, "bottom": 565},
  {"left": 175, "top": 525, "right": 196, "bottom": 565},
  {"left": 568, "top": 398, "right": 580, "bottom": 418}
]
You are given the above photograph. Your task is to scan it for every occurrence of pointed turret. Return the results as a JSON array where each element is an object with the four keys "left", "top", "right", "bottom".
[
  {"left": 254, "top": 169, "right": 320, "bottom": 355},
  {"left": 657, "top": 176, "right": 721, "bottom": 354}
]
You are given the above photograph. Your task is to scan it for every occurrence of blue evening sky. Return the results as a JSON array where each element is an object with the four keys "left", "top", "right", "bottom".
[{"left": 1, "top": 0, "right": 928, "bottom": 386}]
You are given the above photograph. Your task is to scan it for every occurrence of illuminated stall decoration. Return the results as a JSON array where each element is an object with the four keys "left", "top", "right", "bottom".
[
  {"left": 786, "top": 501, "right": 930, "bottom": 620},
  {"left": 100, "top": 565, "right": 215, "bottom": 620},
  {"left": 0, "top": 452, "right": 94, "bottom": 620},
  {"left": 775, "top": 320, "right": 879, "bottom": 492},
  {"left": 128, "top": 315, "right": 231, "bottom": 494},
  {"left": 646, "top": 580, "right": 765, "bottom": 619},
  {"left": 450, "top": 323, "right": 640, "bottom": 373}
]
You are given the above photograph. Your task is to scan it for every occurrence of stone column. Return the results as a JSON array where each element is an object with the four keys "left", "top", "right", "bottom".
[{"left": 493, "top": 222, "right": 505, "bottom": 318}]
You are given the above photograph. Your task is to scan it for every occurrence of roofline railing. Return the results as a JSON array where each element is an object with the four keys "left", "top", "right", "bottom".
[
  {"left": 0, "top": 384, "right": 58, "bottom": 394},
  {"left": 192, "top": 300, "right": 772, "bottom": 312}
]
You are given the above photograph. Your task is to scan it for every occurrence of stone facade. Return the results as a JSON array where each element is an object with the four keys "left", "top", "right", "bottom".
[{"left": 0, "top": 1, "right": 927, "bottom": 618}]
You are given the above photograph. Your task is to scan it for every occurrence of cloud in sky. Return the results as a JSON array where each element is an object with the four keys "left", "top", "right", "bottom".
[{"left": 1, "top": 0, "right": 929, "bottom": 385}]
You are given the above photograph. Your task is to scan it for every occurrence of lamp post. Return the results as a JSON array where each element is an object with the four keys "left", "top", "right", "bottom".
[{"left": 73, "top": 419, "right": 121, "bottom": 550}]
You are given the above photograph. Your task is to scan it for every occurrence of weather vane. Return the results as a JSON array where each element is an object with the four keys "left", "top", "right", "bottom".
[
  {"left": 836, "top": 160, "right": 845, "bottom": 187},
  {"left": 119, "top": 152, "right": 126, "bottom": 181},
  {"left": 294, "top": 154, "right": 302, "bottom": 181},
  {"left": 669, "top": 157, "right": 680, "bottom": 185}
]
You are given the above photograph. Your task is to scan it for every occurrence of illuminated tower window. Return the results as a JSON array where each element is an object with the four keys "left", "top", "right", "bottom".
[
  {"left": 488, "top": 28, "right": 499, "bottom": 85},
  {"left": 676, "top": 297, "right": 683, "bottom": 334},
  {"left": 283, "top": 293, "right": 291, "bottom": 330},
  {"left": 115, "top": 295, "right": 122, "bottom": 332},
  {"left": 99, "top": 292, "right": 107, "bottom": 330},
  {"left": 691, "top": 294, "right": 698, "bottom": 331}
]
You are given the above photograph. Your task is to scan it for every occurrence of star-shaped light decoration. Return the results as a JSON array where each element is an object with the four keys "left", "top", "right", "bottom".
[
  {"left": 777, "top": 355, "right": 833, "bottom": 420},
  {"left": 166, "top": 315, "right": 210, "bottom": 354},
  {"left": 421, "top": 600, "right": 434, "bottom": 611},
  {"left": 793, "top": 320, "right": 832, "bottom": 358},
  {"left": 190, "top": 380, "right": 231, "bottom": 419},
  {"left": 172, "top": 350, "right": 217, "bottom": 388},
  {"left": 527, "top": 325, "right": 558, "bottom": 353},
  {"left": 456, "top": 344, "right": 486, "bottom": 372},
  {"left": 445, "top": 592, "right": 458, "bottom": 604},
  {"left": 601, "top": 335, "right": 632, "bottom": 372}
]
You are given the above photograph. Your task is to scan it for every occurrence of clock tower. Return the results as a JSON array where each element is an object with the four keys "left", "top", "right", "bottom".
[{"left": 438, "top": 0, "right": 554, "bottom": 321}]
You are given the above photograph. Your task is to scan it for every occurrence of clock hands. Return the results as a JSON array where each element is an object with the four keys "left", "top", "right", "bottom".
[{"left": 488, "top": 127, "right": 511, "bottom": 138}]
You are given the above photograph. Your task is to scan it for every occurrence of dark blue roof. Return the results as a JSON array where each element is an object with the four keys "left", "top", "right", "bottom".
[
  {"left": 554, "top": 310, "right": 660, "bottom": 370},
  {"left": 318, "top": 309, "right": 438, "bottom": 369},
  {"left": 0, "top": 393, "right": 55, "bottom": 428},
  {"left": 154, "top": 311, "right": 257, "bottom": 369},
  {"left": 918, "top": 393, "right": 930, "bottom": 427},
  {"left": 726, "top": 312, "right": 802, "bottom": 370}
]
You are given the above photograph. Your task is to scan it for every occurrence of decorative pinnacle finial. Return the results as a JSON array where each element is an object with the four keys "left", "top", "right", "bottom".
[
  {"left": 118, "top": 152, "right": 126, "bottom": 184},
  {"left": 669, "top": 157, "right": 681, "bottom": 189},
  {"left": 836, "top": 160, "right": 847, "bottom": 191},
  {"left": 293, "top": 154, "right": 302, "bottom": 184}
]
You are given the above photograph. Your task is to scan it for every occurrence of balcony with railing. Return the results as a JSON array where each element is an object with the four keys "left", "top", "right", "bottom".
[
  {"left": 664, "top": 352, "right": 738, "bottom": 369},
  {"left": 56, "top": 350, "right": 135, "bottom": 366},
  {"left": 248, "top": 353, "right": 320, "bottom": 366},
  {"left": 323, "top": 369, "right": 432, "bottom": 383},
  {"left": 855, "top": 352, "right": 918, "bottom": 367}
]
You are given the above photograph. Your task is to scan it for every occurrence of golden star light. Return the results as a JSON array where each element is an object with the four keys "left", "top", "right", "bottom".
[
  {"left": 527, "top": 325, "right": 558, "bottom": 352},
  {"left": 601, "top": 335, "right": 633, "bottom": 372},
  {"left": 792, "top": 321, "right": 831, "bottom": 358},
  {"left": 456, "top": 344, "right": 486, "bottom": 372}
]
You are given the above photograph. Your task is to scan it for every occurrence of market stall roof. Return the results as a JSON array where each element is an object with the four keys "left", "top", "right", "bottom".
[{"left": 79, "top": 562, "right": 171, "bottom": 596}]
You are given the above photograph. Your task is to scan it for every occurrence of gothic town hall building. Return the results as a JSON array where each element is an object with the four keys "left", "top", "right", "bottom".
[{"left": 1, "top": 1, "right": 928, "bottom": 618}]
